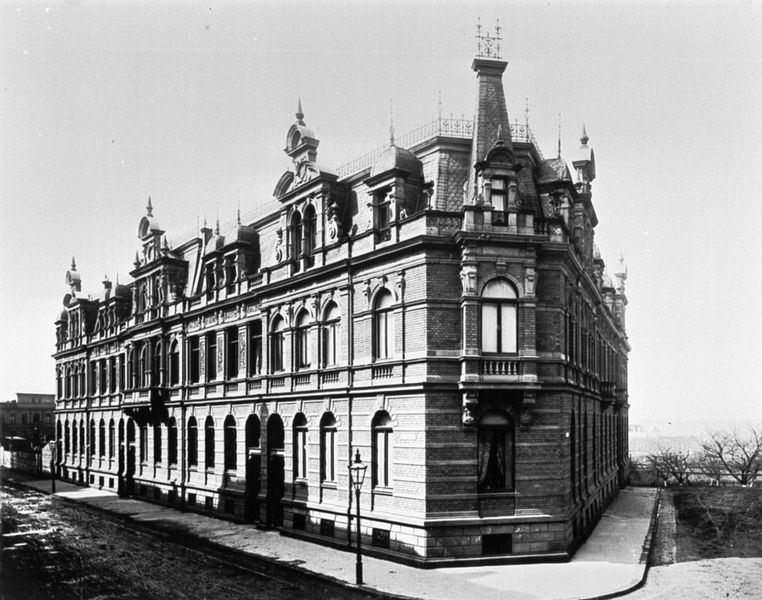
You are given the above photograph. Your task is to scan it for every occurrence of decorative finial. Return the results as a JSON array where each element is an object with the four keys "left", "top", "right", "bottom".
[
  {"left": 495, "top": 123, "right": 505, "bottom": 146},
  {"left": 580, "top": 124, "right": 589, "bottom": 146},
  {"left": 296, "top": 97, "right": 304, "bottom": 125},
  {"left": 237, "top": 200, "right": 242, "bottom": 226},
  {"left": 71, "top": 256, "right": 77, "bottom": 271},
  {"left": 134, "top": 251, "right": 141, "bottom": 268},
  {"left": 437, "top": 90, "right": 443, "bottom": 122},
  {"left": 525, "top": 97, "right": 530, "bottom": 130},
  {"left": 146, "top": 196, "right": 153, "bottom": 216},
  {"left": 476, "top": 18, "right": 502, "bottom": 59},
  {"left": 557, "top": 113, "right": 562, "bottom": 158},
  {"left": 389, "top": 99, "right": 395, "bottom": 146}
]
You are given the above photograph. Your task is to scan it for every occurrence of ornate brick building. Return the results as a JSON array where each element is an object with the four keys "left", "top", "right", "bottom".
[{"left": 53, "top": 38, "right": 629, "bottom": 565}]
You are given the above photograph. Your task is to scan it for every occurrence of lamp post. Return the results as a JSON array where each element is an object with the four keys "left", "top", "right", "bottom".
[
  {"left": 47, "top": 440, "right": 57, "bottom": 494},
  {"left": 348, "top": 449, "right": 367, "bottom": 586}
]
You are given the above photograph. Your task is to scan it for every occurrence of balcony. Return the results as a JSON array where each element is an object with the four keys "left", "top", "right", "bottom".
[
  {"left": 601, "top": 381, "right": 616, "bottom": 399},
  {"left": 480, "top": 358, "right": 521, "bottom": 376}
]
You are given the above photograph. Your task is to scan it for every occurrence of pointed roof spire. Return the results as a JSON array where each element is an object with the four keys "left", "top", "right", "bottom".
[
  {"left": 236, "top": 200, "right": 242, "bottom": 225},
  {"left": 146, "top": 195, "right": 153, "bottom": 216},
  {"left": 580, "top": 124, "right": 589, "bottom": 146},
  {"left": 71, "top": 256, "right": 77, "bottom": 271},
  {"left": 557, "top": 113, "right": 562, "bottom": 158},
  {"left": 215, "top": 216, "right": 220, "bottom": 235},
  {"left": 296, "top": 97, "right": 305, "bottom": 125},
  {"left": 525, "top": 97, "right": 530, "bottom": 129}
]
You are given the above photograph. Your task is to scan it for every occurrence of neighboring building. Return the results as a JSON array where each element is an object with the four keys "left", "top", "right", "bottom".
[
  {"left": 0, "top": 393, "right": 56, "bottom": 449},
  {"left": 53, "top": 34, "right": 629, "bottom": 564}
]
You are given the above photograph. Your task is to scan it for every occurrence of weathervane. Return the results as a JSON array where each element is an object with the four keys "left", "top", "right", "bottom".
[{"left": 476, "top": 18, "right": 502, "bottom": 59}]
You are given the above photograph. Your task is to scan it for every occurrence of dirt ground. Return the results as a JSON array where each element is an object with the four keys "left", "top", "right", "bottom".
[{"left": 624, "top": 487, "right": 762, "bottom": 600}]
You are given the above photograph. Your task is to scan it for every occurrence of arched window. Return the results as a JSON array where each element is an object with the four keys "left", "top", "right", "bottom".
[
  {"left": 139, "top": 345, "right": 148, "bottom": 387},
  {"left": 65, "top": 420, "right": 70, "bottom": 454},
  {"left": 89, "top": 362, "right": 97, "bottom": 394},
  {"left": 56, "top": 368, "right": 63, "bottom": 399},
  {"left": 71, "top": 419, "right": 77, "bottom": 455},
  {"left": 292, "top": 413, "right": 308, "bottom": 480},
  {"left": 294, "top": 310, "right": 311, "bottom": 370},
  {"left": 108, "top": 419, "right": 115, "bottom": 459},
  {"left": 168, "top": 418, "right": 177, "bottom": 465},
  {"left": 169, "top": 341, "right": 180, "bottom": 386},
  {"left": 372, "top": 411, "right": 393, "bottom": 488},
  {"left": 373, "top": 290, "right": 395, "bottom": 360},
  {"left": 320, "top": 413, "right": 337, "bottom": 483},
  {"left": 187, "top": 416, "right": 198, "bottom": 468},
  {"left": 205, "top": 416, "right": 215, "bottom": 469},
  {"left": 477, "top": 410, "right": 515, "bottom": 492},
  {"left": 270, "top": 316, "right": 285, "bottom": 373},
  {"left": 72, "top": 366, "right": 78, "bottom": 398},
  {"left": 481, "top": 279, "right": 518, "bottom": 354},
  {"left": 78, "top": 364, "right": 85, "bottom": 397},
  {"left": 99, "top": 419, "right": 106, "bottom": 458},
  {"left": 303, "top": 204, "right": 317, "bottom": 267},
  {"left": 153, "top": 341, "right": 162, "bottom": 386},
  {"left": 224, "top": 415, "right": 237, "bottom": 471},
  {"left": 321, "top": 303, "right": 340, "bottom": 367},
  {"left": 289, "top": 211, "right": 303, "bottom": 269},
  {"left": 79, "top": 420, "right": 85, "bottom": 455},
  {"left": 139, "top": 423, "right": 147, "bottom": 463},
  {"left": 99, "top": 360, "right": 107, "bottom": 394},
  {"left": 154, "top": 423, "right": 162, "bottom": 464},
  {"left": 248, "top": 321, "right": 262, "bottom": 376}
]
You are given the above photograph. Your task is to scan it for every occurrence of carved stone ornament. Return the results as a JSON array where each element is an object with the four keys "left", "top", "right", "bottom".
[
  {"left": 363, "top": 280, "right": 371, "bottom": 306},
  {"left": 462, "top": 392, "right": 478, "bottom": 426},
  {"left": 460, "top": 263, "right": 478, "bottom": 295},
  {"left": 273, "top": 227, "right": 284, "bottom": 262},
  {"left": 524, "top": 266, "right": 536, "bottom": 297}
]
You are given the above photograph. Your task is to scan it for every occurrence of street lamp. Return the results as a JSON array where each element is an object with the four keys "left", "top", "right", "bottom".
[{"left": 348, "top": 449, "right": 367, "bottom": 586}]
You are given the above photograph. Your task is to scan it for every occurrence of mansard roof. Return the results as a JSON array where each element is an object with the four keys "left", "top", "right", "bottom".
[{"left": 536, "top": 157, "right": 573, "bottom": 186}]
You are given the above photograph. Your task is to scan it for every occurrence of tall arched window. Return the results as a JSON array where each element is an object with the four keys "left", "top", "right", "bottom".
[
  {"left": 205, "top": 416, "right": 215, "bottom": 469},
  {"left": 270, "top": 316, "right": 285, "bottom": 372},
  {"left": 168, "top": 417, "right": 177, "bottom": 465},
  {"left": 99, "top": 360, "right": 107, "bottom": 394},
  {"left": 139, "top": 345, "right": 148, "bottom": 387},
  {"left": 292, "top": 413, "right": 308, "bottom": 480},
  {"left": 72, "top": 366, "right": 79, "bottom": 398},
  {"left": 189, "top": 337, "right": 200, "bottom": 384},
  {"left": 248, "top": 321, "right": 262, "bottom": 376},
  {"left": 153, "top": 341, "right": 162, "bottom": 386},
  {"left": 294, "top": 310, "right": 311, "bottom": 370},
  {"left": 169, "top": 341, "right": 180, "bottom": 386},
  {"left": 109, "top": 419, "right": 115, "bottom": 459},
  {"left": 303, "top": 204, "right": 317, "bottom": 267},
  {"left": 372, "top": 411, "right": 393, "bottom": 488},
  {"left": 187, "top": 416, "right": 198, "bottom": 468},
  {"left": 322, "top": 303, "right": 340, "bottom": 367},
  {"left": 78, "top": 364, "right": 85, "bottom": 397},
  {"left": 79, "top": 420, "right": 85, "bottom": 455},
  {"left": 139, "top": 424, "right": 147, "bottom": 463},
  {"left": 320, "top": 413, "right": 337, "bottom": 483},
  {"left": 224, "top": 415, "right": 237, "bottom": 471},
  {"left": 99, "top": 419, "right": 106, "bottom": 458},
  {"left": 154, "top": 423, "right": 162, "bottom": 464},
  {"left": 477, "top": 410, "right": 515, "bottom": 492},
  {"left": 89, "top": 419, "right": 96, "bottom": 460},
  {"left": 481, "top": 279, "right": 518, "bottom": 354},
  {"left": 65, "top": 420, "right": 70, "bottom": 454},
  {"left": 289, "top": 211, "right": 303, "bottom": 269},
  {"left": 71, "top": 419, "right": 78, "bottom": 455},
  {"left": 373, "top": 290, "right": 395, "bottom": 360}
]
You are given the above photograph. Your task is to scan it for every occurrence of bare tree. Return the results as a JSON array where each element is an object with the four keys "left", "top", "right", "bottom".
[
  {"left": 646, "top": 448, "right": 694, "bottom": 486},
  {"left": 699, "top": 427, "right": 762, "bottom": 486}
]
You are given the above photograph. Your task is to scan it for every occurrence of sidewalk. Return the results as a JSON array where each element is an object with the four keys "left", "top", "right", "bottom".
[{"left": 1, "top": 469, "right": 657, "bottom": 600}]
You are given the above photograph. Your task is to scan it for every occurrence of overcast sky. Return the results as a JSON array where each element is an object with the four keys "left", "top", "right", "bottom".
[{"left": 2, "top": 1, "right": 761, "bottom": 432}]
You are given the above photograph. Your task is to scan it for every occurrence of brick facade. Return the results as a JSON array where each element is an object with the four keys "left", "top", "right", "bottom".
[{"left": 53, "top": 49, "right": 629, "bottom": 566}]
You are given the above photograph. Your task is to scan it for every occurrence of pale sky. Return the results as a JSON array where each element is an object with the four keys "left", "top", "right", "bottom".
[{"left": 2, "top": 1, "right": 761, "bottom": 431}]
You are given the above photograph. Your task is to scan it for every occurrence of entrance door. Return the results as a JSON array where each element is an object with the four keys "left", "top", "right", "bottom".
[
  {"left": 244, "top": 415, "right": 261, "bottom": 523},
  {"left": 266, "top": 415, "right": 284, "bottom": 527}
]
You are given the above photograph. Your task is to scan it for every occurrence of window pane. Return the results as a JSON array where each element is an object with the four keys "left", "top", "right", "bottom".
[
  {"left": 482, "top": 304, "right": 498, "bottom": 352},
  {"left": 482, "top": 279, "right": 517, "bottom": 299},
  {"left": 385, "top": 311, "right": 394, "bottom": 357},
  {"left": 500, "top": 304, "right": 517, "bottom": 353}
]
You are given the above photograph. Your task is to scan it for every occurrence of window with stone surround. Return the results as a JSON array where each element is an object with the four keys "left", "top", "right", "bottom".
[
  {"left": 224, "top": 415, "right": 237, "bottom": 471},
  {"left": 293, "top": 413, "right": 308, "bottom": 480},
  {"left": 294, "top": 310, "right": 311, "bottom": 371},
  {"left": 320, "top": 412, "right": 337, "bottom": 483},
  {"left": 321, "top": 302, "right": 340, "bottom": 367},
  {"left": 373, "top": 290, "right": 395, "bottom": 360},
  {"left": 205, "top": 416, "right": 215, "bottom": 469},
  {"left": 372, "top": 411, "right": 393, "bottom": 489},
  {"left": 481, "top": 279, "right": 517, "bottom": 354},
  {"left": 270, "top": 316, "right": 285, "bottom": 373},
  {"left": 187, "top": 416, "right": 198, "bottom": 467},
  {"left": 477, "top": 410, "right": 514, "bottom": 492}
]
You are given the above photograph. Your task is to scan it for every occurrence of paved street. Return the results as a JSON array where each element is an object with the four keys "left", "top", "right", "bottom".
[{"left": 0, "top": 482, "right": 376, "bottom": 600}]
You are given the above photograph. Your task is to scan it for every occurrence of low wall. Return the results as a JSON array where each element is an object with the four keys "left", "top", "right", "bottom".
[{"left": 0, "top": 446, "right": 53, "bottom": 475}]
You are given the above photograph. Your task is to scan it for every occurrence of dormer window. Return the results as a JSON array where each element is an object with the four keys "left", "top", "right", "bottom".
[
  {"left": 225, "top": 257, "right": 237, "bottom": 292},
  {"left": 375, "top": 190, "right": 392, "bottom": 241},
  {"left": 491, "top": 178, "right": 507, "bottom": 211}
]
